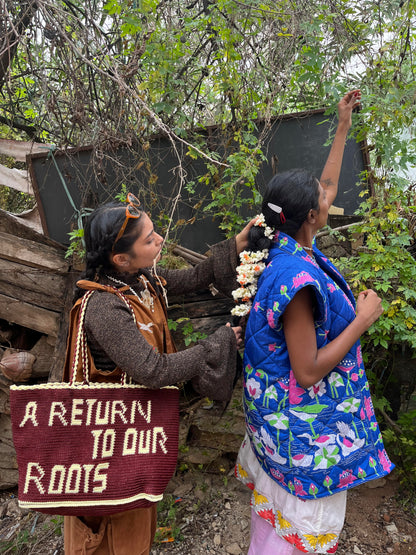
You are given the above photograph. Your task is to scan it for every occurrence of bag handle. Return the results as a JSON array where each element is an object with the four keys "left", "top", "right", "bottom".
[{"left": 69, "top": 288, "right": 137, "bottom": 386}]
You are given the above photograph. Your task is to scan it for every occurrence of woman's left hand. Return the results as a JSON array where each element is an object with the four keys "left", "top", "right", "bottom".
[
  {"left": 235, "top": 217, "right": 257, "bottom": 254},
  {"left": 337, "top": 89, "right": 361, "bottom": 130}
]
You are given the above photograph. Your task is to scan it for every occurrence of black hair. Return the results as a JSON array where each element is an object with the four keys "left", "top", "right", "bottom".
[
  {"left": 73, "top": 201, "right": 144, "bottom": 301},
  {"left": 248, "top": 169, "right": 320, "bottom": 252}
]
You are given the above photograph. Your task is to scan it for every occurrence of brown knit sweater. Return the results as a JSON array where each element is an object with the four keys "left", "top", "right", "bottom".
[{"left": 80, "top": 238, "right": 239, "bottom": 401}]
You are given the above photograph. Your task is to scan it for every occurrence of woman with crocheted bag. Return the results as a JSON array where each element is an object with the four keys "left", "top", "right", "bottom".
[
  {"left": 62, "top": 196, "right": 254, "bottom": 554},
  {"left": 234, "top": 90, "right": 394, "bottom": 554}
]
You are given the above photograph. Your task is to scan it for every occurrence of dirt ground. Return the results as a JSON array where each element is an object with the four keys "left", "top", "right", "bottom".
[{"left": 0, "top": 467, "right": 414, "bottom": 555}]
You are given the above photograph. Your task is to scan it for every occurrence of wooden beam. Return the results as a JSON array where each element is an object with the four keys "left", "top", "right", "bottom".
[
  {"left": 168, "top": 298, "right": 233, "bottom": 320},
  {"left": 0, "top": 257, "right": 67, "bottom": 298},
  {"left": 0, "top": 279, "right": 66, "bottom": 312},
  {"left": 0, "top": 231, "right": 69, "bottom": 273},
  {"left": 0, "top": 293, "right": 60, "bottom": 337},
  {"left": 0, "top": 208, "right": 64, "bottom": 248},
  {"left": 48, "top": 272, "right": 79, "bottom": 382}
]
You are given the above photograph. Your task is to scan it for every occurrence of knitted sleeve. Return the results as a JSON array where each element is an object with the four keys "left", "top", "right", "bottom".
[
  {"left": 84, "top": 292, "right": 237, "bottom": 401},
  {"left": 158, "top": 237, "right": 238, "bottom": 297}
]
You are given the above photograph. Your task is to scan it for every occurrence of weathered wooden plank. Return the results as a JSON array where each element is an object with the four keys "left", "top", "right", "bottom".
[
  {"left": 168, "top": 288, "right": 230, "bottom": 305},
  {"left": 0, "top": 231, "right": 69, "bottom": 273},
  {"left": 0, "top": 389, "right": 9, "bottom": 414},
  {"left": 0, "top": 280, "right": 65, "bottom": 312},
  {"left": 0, "top": 164, "right": 31, "bottom": 194},
  {"left": 168, "top": 298, "right": 234, "bottom": 320},
  {"left": 48, "top": 272, "right": 79, "bottom": 383},
  {"left": 0, "top": 208, "right": 64, "bottom": 247},
  {"left": 31, "top": 335, "right": 56, "bottom": 378},
  {"left": 0, "top": 139, "right": 49, "bottom": 162},
  {"left": 187, "top": 315, "right": 231, "bottom": 333},
  {"left": 0, "top": 257, "right": 67, "bottom": 301},
  {"left": 0, "top": 293, "right": 60, "bottom": 336}
]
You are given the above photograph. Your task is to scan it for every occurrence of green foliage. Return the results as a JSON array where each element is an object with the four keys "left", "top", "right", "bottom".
[
  {"left": 3, "top": 0, "right": 416, "bottom": 242},
  {"left": 336, "top": 183, "right": 416, "bottom": 499},
  {"left": 50, "top": 515, "right": 64, "bottom": 536},
  {"left": 338, "top": 189, "right": 416, "bottom": 353},
  {"left": 158, "top": 250, "right": 190, "bottom": 270},
  {"left": 201, "top": 125, "right": 266, "bottom": 237},
  {"left": 2, "top": 0, "right": 416, "bottom": 501},
  {"left": 0, "top": 185, "right": 35, "bottom": 214},
  {"left": 65, "top": 228, "right": 85, "bottom": 262},
  {"left": 0, "top": 514, "right": 63, "bottom": 554},
  {"left": 154, "top": 494, "right": 183, "bottom": 544},
  {"left": 114, "top": 184, "right": 128, "bottom": 202},
  {"left": 0, "top": 528, "right": 30, "bottom": 554},
  {"left": 168, "top": 317, "right": 207, "bottom": 347},
  {"left": 383, "top": 409, "right": 416, "bottom": 505}
]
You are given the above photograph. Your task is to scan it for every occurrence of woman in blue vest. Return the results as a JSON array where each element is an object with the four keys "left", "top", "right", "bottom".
[{"left": 234, "top": 90, "right": 394, "bottom": 554}]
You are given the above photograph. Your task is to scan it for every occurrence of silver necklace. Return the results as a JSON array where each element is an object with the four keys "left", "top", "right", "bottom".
[
  {"left": 106, "top": 274, "right": 155, "bottom": 311},
  {"left": 303, "top": 245, "right": 313, "bottom": 252},
  {"left": 106, "top": 275, "right": 139, "bottom": 298}
]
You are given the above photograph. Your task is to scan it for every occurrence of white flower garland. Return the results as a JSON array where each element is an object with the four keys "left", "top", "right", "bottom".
[{"left": 231, "top": 214, "right": 275, "bottom": 317}]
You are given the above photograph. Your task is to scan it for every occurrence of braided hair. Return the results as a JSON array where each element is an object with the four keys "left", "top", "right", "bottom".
[{"left": 73, "top": 201, "right": 144, "bottom": 301}]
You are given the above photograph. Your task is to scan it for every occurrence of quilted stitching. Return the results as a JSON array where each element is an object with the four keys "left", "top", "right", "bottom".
[{"left": 242, "top": 232, "right": 394, "bottom": 499}]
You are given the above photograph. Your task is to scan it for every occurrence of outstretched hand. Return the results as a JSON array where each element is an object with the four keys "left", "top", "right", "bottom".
[
  {"left": 337, "top": 89, "right": 361, "bottom": 130},
  {"left": 235, "top": 217, "right": 257, "bottom": 255},
  {"left": 226, "top": 322, "right": 243, "bottom": 348}
]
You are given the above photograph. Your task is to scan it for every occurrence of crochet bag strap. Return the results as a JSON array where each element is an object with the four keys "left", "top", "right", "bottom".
[{"left": 68, "top": 289, "right": 136, "bottom": 386}]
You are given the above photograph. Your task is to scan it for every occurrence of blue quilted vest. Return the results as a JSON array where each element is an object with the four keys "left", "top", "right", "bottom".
[{"left": 243, "top": 232, "right": 394, "bottom": 499}]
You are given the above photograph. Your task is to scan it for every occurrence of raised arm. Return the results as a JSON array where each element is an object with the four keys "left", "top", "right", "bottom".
[
  {"left": 320, "top": 89, "right": 361, "bottom": 208},
  {"left": 159, "top": 218, "right": 257, "bottom": 297}
]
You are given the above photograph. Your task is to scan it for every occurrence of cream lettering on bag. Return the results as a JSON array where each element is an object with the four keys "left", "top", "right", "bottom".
[{"left": 19, "top": 398, "right": 169, "bottom": 496}]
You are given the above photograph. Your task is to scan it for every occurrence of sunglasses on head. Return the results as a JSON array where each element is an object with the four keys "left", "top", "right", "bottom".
[{"left": 112, "top": 193, "right": 142, "bottom": 249}]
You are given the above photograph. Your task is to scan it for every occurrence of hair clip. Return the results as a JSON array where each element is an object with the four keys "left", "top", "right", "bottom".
[{"left": 267, "top": 203, "right": 286, "bottom": 224}]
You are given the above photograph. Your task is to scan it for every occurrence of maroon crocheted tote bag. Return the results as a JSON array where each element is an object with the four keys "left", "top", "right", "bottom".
[{"left": 10, "top": 291, "right": 179, "bottom": 516}]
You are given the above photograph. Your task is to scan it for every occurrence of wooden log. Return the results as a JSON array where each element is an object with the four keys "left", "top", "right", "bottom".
[
  {"left": 31, "top": 335, "right": 56, "bottom": 378},
  {"left": 0, "top": 373, "right": 12, "bottom": 395},
  {"left": 0, "top": 413, "right": 15, "bottom": 449},
  {"left": 168, "top": 288, "right": 228, "bottom": 305},
  {"left": 168, "top": 298, "right": 234, "bottom": 320},
  {"left": 0, "top": 414, "right": 18, "bottom": 490},
  {"left": 0, "top": 164, "right": 31, "bottom": 194},
  {"left": 0, "top": 231, "right": 69, "bottom": 273},
  {"left": 0, "top": 208, "right": 63, "bottom": 248},
  {"left": 0, "top": 138, "right": 49, "bottom": 162},
  {"left": 171, "top": 244, "right": 207, "bottom": 260},
  {"left": 0, "top": 256, "right": 68, "bottom": 311},
  {"left": 186, "top": 315, "right": 231, "bottom": 334},
  {"left": 0, "top": 293, "right": 60, "bottom": 337},
  {"left": 0, "top": 257, "right": 67, "bottom": 297},
  {"left": 0, "top": 389, "right": 9, "bottom": 415},
  {"left": 171, "top": 245, "right": 207, "bottom": 265},
  {"left": 0, "top": 279, "right": 65, "bottom": 312},
  {"left": 48, "top": 271, "right": 79, "bottom": 382}
]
